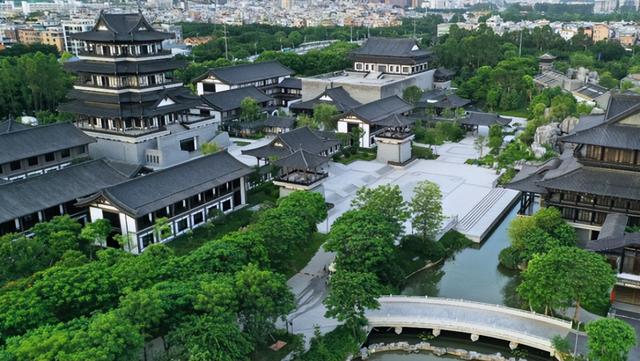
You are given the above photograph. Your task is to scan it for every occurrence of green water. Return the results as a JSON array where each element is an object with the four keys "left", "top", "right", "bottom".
[
  {"left": 368, "top": 206, "right": 526, "bottom": 360},
  {"left": 402, "top": 206, "right": 521, "bottom": 307}
]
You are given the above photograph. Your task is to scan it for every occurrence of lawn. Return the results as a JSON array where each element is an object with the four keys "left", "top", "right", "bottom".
[
  {"left": 166, "top": 183, "right": 280, "bottom": 255},
  {"left": 234, "top": 140, "right": 252, "bottom": 146},
  {"left": 499, "top": 109, "right": 529, "bottom": 118},
  {"left": 166, "top": 208, "right": 255, "bottom": 256},
  {"left": 248, "top": 182, "right": 280, "bottom": 206},
  {"left": 335, "top": 150, "right": 376, "bottom": 164}
]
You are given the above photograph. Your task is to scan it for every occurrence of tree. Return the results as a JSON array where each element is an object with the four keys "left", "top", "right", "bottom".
[
  {"left": 517, "top": 247, "right": 615, "bottom": 321},
  {"left": 313, "top": 103, "right": 338, "bottom": 130},
  {"left": 200, "top": 142, "right": 220, "bottom": 155},
  {"left": 599, "top": 72, "right": 619, "bottom": 89},
  {"left": 351, "top": 184, "right": 409, "bottom": 235},
  {"left": 402, "top": 85, "right": 423, "bottom": 106},
  {"left": 488, "top": 124, "right": 504, "bottom": 154},
  {"left": 153, "top": 217, "right": 172, "bottom": 242},
  {"left": 276, "top": 191, "right": 327, "bottom": 232},
  {"left": 586, "top": 318, "right": 636, "bottom": 361},
  {"left": 410, "top": 181, "right": 444, "bottom": 241},
  {"left": 324, "top": 271, "right": 382, "bottom": 335},
  {"left": 240, "top": 97, "right": 262, "bottom": 122},
  {"left": 297, "top": 114, "right": 319, "bottom": 129},
  {"left": 234, "top": 263, "right": 294, "bottom": 344},
  {"left": 325, "top": 209, "right": 398, "bottom": 276},
  {"left": 168, "top": 314, "right": 253, "bottom": 361},
  {"left": 80, "top": 219, "right": 111, "bottom": 251},
  {"left": 474, "top": 135, "right": 486, "bottom": 157},
  {"left": 251, "top": 207, "right": 308, "bottom": 271}
]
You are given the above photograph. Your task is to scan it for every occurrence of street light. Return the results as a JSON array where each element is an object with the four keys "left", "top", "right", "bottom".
[{"left": 573, "top": 321, "right": 581, "bottom": 356}]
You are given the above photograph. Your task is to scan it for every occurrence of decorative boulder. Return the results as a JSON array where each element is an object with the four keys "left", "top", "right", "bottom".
[{"left": 531, "top": 122, "right": 560, "bottom": 158}]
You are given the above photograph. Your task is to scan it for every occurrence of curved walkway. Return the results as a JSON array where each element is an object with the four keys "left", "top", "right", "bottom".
[{"left": 367, "top": 296, "right": 574, "bottom": 354}]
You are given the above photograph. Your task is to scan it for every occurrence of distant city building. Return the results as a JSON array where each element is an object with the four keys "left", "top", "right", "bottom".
[
  {"left": 61, "top": 18, "right": 95, "bottom": 56},
  {"left": 59, "top": 12, "right": 219, "bottom": 169}
]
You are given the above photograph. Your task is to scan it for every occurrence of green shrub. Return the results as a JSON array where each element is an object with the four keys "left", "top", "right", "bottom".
[
  {"left": 439, "top": 230, "right": 473, "bottom": 253},
  {"left": 400, "top": 234, "right": 445, "bottom": 261},
  {"left": 498, "top": 168, "right": 517, "bottom": 185},
  {"left": 498, "top": 246, "right": 521, "bottom": 269},
  {"left": 298, "top": 325, "right": 364, "bottom": 361},
  {"left": 413, "top": 146, "right": 436, "bottom": 160}
]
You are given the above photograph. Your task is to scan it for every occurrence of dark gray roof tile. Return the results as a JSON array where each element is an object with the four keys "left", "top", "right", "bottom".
[
  {"left": 98, "top": 152, "right": 252, "bottom": 216},
  {"left": 0, "top": 122, "right": 95, "bottom": 164},
  {"left": 0, "top": 159, "right": 130, "bottom": 223},
  {"left": 348, "top": 96, "right": 412, "bottom": 124},
  {"left": 201, "top": 86, "right": 272, "bottom": 112},
  {"left": 194, "top": 61, "right": 294, "bottom": 85}
]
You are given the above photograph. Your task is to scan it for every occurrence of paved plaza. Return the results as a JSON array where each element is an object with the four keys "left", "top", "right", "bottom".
[{"left": 230, "top": 136, "right": 521, "bottom": 344}]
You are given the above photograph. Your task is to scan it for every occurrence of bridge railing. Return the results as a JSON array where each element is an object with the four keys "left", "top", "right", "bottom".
[{"left": 377, "top": 296, "right": 573, "bottom": 329}]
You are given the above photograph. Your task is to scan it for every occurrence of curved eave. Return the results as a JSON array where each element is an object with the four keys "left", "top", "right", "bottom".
[{"left": 70, "top": 31, "right": 174, "bottom": 43}]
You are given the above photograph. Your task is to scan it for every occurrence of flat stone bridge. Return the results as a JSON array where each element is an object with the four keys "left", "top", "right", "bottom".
[{"left": 366, "top": 296, "right": 575, "bottom": 356}]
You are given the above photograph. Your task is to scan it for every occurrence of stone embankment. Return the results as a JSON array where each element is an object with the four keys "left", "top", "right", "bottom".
[{"left": 355, "top": 342, "right": 526, "bottom": 361}]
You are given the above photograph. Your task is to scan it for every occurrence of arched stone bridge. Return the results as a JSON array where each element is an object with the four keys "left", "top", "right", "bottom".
[{"left": 366, "top": 296, "right": 576, "bottom": 356}]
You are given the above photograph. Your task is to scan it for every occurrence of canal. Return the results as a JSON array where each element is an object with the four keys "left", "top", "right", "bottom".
[
  {"left": 367, "top": 205, "right": 537, "bottom": 360},
  {"left": 402, "top": 206, "right": 521, "bottom": 307}
]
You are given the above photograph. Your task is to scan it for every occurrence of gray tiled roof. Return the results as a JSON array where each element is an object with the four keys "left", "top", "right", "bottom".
[
  {"left": 461, "top": 112, "right": 511, "bottom": 127},
  {"left": 574, "top": 83, "right": 609, "bottom": 100},
  {"left": 274, "top": 149, "right": 328, "bottom": 169},
  {"left": 375, "top": 114, "right": 416, "bottom": 127},
  {"left": 201, "top": 86, "right": 272, "bottom": 112},
  {"left": 350, "top": 37, "right": 431, "bottom": 64},
  {"left": 290, "top": 86, "right": 361, "bottom": 112},
  {"left": 560, "top": 93, "right": 640, "bottom": 149},
  {"left": 71, "top": 13, "right": 173, "bottom": 42},
  {"left": 278, "top": 77, "right": 302, "bottom": 89},
  {"left": 0, "top": 159, "right": 131, "bottom": 223},
  {"left": 64, "top": 58, "right": 185, "bottom": 74},
  {"left": 60, "top": 88, "right": 201, "bottom": 118},
  {"left": 571, "top": 114, "right": 605, "bottom": 133},
  {"left": 505, "top": 158, "right": 561, "bottom": 194},
  {"left": 194, "top": 61, "right": 294, "bottom": 85},
  {"left": 264, "top": 116, "right": 295, "bottom": 129},
  {"left": 538, "top": 166, "right": 640, "bottom": 201},
  {"left": 242, "top": 127, "right": 340, "bottom": 159},
  {"left": 96, "top": 152, "right": 252, "bottom": 217},
  {"left": 0, "top": 122, "right": 95, "bottom": 164},
  {"left": 0, "top": 119, "right": 29, "bottom": 133},
  {"left": 349, "top": 96, "right": 413, "bottom": 124}
]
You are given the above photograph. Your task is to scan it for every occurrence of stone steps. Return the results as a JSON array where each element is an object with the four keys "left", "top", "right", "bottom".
[{"left": 456, "top": 188, "right": 507, "bottom": 232}]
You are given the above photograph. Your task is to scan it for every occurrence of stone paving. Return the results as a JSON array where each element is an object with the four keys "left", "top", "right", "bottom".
[{"left": 269, "top": 136, "right": 523, "bottom": 346}]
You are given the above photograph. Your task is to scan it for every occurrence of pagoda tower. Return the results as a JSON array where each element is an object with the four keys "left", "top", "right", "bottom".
[{"left": 60, "top": 12, "right": 213, "bottom": 167}]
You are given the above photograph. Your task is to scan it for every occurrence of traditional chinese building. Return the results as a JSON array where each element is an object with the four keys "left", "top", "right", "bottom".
[
  {"left": 508, "top": 94, "right": 640, "bottom": 241},
  {"left": 0, "top": 120, "right": 95, "bottom": 181},
  {"left": 59, "top": 12, "right": 217, "bottom": 168},
  {"left": 193, "top": 60, "right": 301, "bottom": 107},
  {"left": 78, "top": 152, "right": 252, "bottom": 254},
  {"left": 337, "top": 95, "right": 413, "bottom": 149}
]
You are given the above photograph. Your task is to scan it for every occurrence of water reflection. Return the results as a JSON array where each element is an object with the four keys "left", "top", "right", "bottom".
[
  {"left": 402, "top": 206, "right": 521, "bottom": 306},
  {"left": 369, "top": 206, "right": 525, "bottom": 361}
]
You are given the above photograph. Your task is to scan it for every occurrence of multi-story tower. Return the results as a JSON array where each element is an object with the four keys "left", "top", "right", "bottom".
[{"left": 60, "top": 12, "right": 217, "bottom": 169}]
